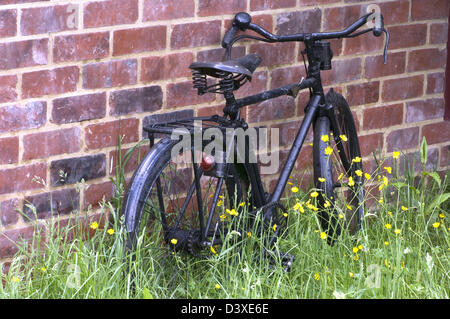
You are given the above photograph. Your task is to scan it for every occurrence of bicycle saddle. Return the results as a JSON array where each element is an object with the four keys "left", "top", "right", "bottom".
[{"left": 189, "top": 53, "right": 262, "bottom": 80}]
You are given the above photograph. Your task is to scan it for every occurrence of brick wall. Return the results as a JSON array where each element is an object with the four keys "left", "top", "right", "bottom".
[{"left": 0, "top": 0, "right": 448, "bottom": 262}]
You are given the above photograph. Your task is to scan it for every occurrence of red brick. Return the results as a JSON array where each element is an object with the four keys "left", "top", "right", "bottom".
[
  {"left": 427, "top": 72, "right": 445, "bottom": 94},
  {"left": 53, "top": 32, "right": 109, "bottom": 62},
  {"left": 110, "top": 86, "right": 163, "bottom": 116},
  {"left": 141, "top": 52, "right": 193, "bottom": 82},
  {"left": 83, "top": 181, "right": 114, "bottom": 210},
  {"left": 247, "top": 95, "right": 296, "bottom": 123},
  {"left": 300, "top": 0, "right": 339, "bottom": 5},
  {"left": 143, "top": 0, "right": 195, "bottom": 21},
  {"left": 0, "top": 101, "right": 46, "bottom": 133},
  {"left": 321, "top": 58, "right": 361, "bottom": 86},
  {"left": 171, "top": 21, "right": 221, "bottom": 49},
  {"left": 270, "top": 66, "right": 306, "bottom": 89},
  {"left": 85, "top": 118, "right": 140, "bottom": 150},
  {"left": 386, "top": 127, "right": 419, "bottom": 152},
  {"left": 346, "top": 81, "right": 379, "bottom": 107},
  {"left": 0, "top": 136, "right": 19, "bottom": 165},
  {"left": 421, "top": 121, "right": 450, "bottom": 145},
  {"left": 364, "top": 51, "right": 406, "bottom": 79},
  {"left": 0, "top": 9, "right": 16, "bottom": 38},
  {"left": 84, "top": 0, "right": 138, "bottom": 28},
  {"left": 430, "top": 23, "right": 448, "bottom": 44},
  {"left": 377, "top": 0, "right": 410, "bottom": 25},
  {"left": 323, "top": 5, "right": 362, "bottom": 31},
  {"left": 198, "top": 0, "right": 246, "bottom": 16},
  {"left": 166, "top": 81, "right": 215, "bottom": 108},
  {"left": 0, "top": 198, "right": 20, "bottom": 227},
  {"left": 440, "top": 145, "right": 450, "bottom": 168},
  {"left": 387, "top": 24, "right": 427, "bottom": 50},
  {"left": 344, "top": 31, "right": 384, "bottom": 55},
  {"left": 250, "top": 0, "right": 296, "bottom": 10},
  {"left": 109, "top": 145, "right": 149, "bottom": 175},
  {"left": 52, "top": 93, "right": 106, "bottom": 124},
  {"left": 0, "top": 75, "right": 17, "bottom": 103},
  {"left": 0, "top": 38, "right": 48, "bottom": 70},
  {"left": 250, "top": 42, "right": 296, "bottom": 67},
  {"left": 235, "top": 71, "right": 268, "bottom": 99},
  {"left": 276, "top": 9, "right": 322, "bottom": 35},
  {"left": 363, "top": 103, "right": 403, "bottom": 130},
  {"left": 21, "top": 4, "right": 78, "bottom": 35},
  {"left": 0, "top": 225, "right": 42, "bottom": 258},
  {"left": 22, "top": 66, "right": 79, "bottom": 98},
  {"left": 271, "top": 120, "right": 301, "bottom": 147},
  {"left": 1, "top": 0, "right": 49, "bottom": 4},
  {"left": 406, "top": 98, "right": 444, "bottom": 123},
  {"left": 0, "top": 163, "right": 46, "bottom": 195},
  {"left": 382, "top": 75, "right": 423, "bottom": 102},
  {"left": 113, "top": 26, "right": 166, "bottom": 55},
  {"left": 408, "top": 48, "right": 447, "bottom": 72},
  {"left": 359, "top": 133, "right": 384, "bottom": 157},
  {"left": 411, "top": 0, "right": 449, "bottom": 21},
  {"left": 23, "top": 127, "right": 81, "bottom": 161},
  {"left": 82, "top": 59, "right": 137, "bottom": 89}
]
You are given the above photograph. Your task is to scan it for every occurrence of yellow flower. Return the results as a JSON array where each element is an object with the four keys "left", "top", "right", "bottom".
[
  {"left": 394, "top": 229, "right": 401, "bottom": 235},
  {"left": 220, "top": 214, "right": 227, "bottom": 221},
  {"left": 384, "top": 166, "right": 392, "bottom": 174},
  {"left": 382, "top": 175, "right": 388, "bottom": 186},
  {"left": 353, "top": 254, "right": 359, "bottom": 261},
  {"left": 439, "top": 213, "right": 445, "bottom": 218},
  {"left": 321, "top": 134, "right": 329, "bottom": 142},
  {"left": 11, "top": 276, "right": 20, "bottom": 283},
  {"left": 364, "top": 173, "right": 371, "bottom": 180},
  {"left": 239, "top": 202, "right": 245, "bottom": 207},
  {"left": 338, "top": 172, "right": 344, "bottom": 181},
  {"left": 324, "top": 146, "right": 333, "bottom": 155},
  {"left": 392, "top": 151, "right": 400, "bottom": 159},
  {"left": 215, "top": 284, "right": 221, "bottom": 289},
  {"left": 388, "top": 211, "right": 393, "bottom": 216},
  {"left": 378, "top": 198, "right": 384, "bottom": 204},
  {"left": 170, "top": 238, "right": 178, "bottom": 245},
  {"left": 352, "top": 156, "right": 362, "bottom": 163},
  {"left": 432, "top": 222, "right": 440, "bottom": 228},
  {"left": 90, "top": 221, "right": 99, "bottom": 230},
  {"left": 291, "top": 186, "right": 299, "bottom": 193},
  {"left": 338, "top": 213, "right": 344, "bottom": 219},
  {"left": 226, "top": 208, "right": 238, "bottom": 216},
  {"left": 384, "top": 241, "right": 390, "bottom": 246},
  {"left": 352, "top": 247, "right": 359, "bottom": 253},
  {"left": 247, "top": 231, "right": 252, "bottom": 238},
  {"left": 349, "top": 272, "right": 354, "bottom": 278},
  {"left": 320, "top": 232, "right": 327, "bottom": 240},
  {"left": 314, "top": 273, "right": 320, "bottom": 280},
  {"left": 217, "top": 200, "right": 223, "bottom": 207},
  {"left": 310, "top": 191, "right": 319, "bottom": 198},
  {"left": 283, "top": 212, "right": 288, "bottom": 218},
  {"left": 401, "top": 206, "right": 408, "bottom": 211},
  {"left": 318, "top": 177, "right": 326, "bottom": 183},
  {"left": 273, "top": 224, "right": 277, "bottom": 232},
  {"left": 340, "top": 134, "right": 348, "bottom": 142},
  {"left": 346, "top": 204, "right": 353, "bottom": 211},
  {"left": 358, "top": 244, "right": 363, "bottom": 250},
  {"left": 384, "top": 259, "right": 390, "bottom": 268},
  {"left": 348, "top": 176, "right": 355, "bottom": 187},
  {"left": 41, "top": 267, "right": 47, "bottom": 272},
  {"left": 385, "top": 223, "right": 392, "bottom": 229},
  {"left": 355, "top": 170, "right": 363, "bottom": 177},
  {"left": 210, "top": 246, "right": 217, "bottom": 254},
  {"left": 324, "top": 200, "right": 331, "bottom": 208},
  {"left": 107, "top": 228, "right": 115, "bottom": 235}
]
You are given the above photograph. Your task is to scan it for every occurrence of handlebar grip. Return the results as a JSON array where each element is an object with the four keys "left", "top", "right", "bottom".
[
  {"left": 222, "top": 12, "right": 252, "bottom": 48},
  {"left": 373, "top": 13, "right": 384, "bottom": 37}
]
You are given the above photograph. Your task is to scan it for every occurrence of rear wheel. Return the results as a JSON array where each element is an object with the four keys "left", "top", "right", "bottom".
[{"left": 313, "top": 89, "right": 364, "bottom": 241}]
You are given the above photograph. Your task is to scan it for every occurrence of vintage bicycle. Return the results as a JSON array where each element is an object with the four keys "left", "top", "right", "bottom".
[{"left": 121, "top": 11, "right": 389, "bottom": 270}]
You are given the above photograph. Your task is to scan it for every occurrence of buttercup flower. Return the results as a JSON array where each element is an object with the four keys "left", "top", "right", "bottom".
[
  {"left": 401, "top": 206, "right": 408, "bottom": 211},
  {"left": 385, "top": 223, "right": 392, "bottom": 229},
  {"left": 310, "top": 191, "right": 319, "bottom": 198},
  {"left": 324, "top": 146, "right": 333, "bottom": 155},
  {"left": 355, "top": 170, "right": 363, "bottom": 177},
  {"left": 314, "top": 273, "right": 320, "bottom": 280},
  {"left": 384, "top": 166, "right": 392, "bottom": 174},
  {"left": 318, "top": 177, "right": 326, "bottom": 183},
  {"left": 348, "top": 176, "right": 355, "bottom": 186},
  {"left": 394, "top": 229, "right": 401, "bottom": 235},
  {"left": 432, "top": 222, "right": 440, "bottom": 228},
  {"left": 171, "top": 238, "right": 178, "bottom": 245},
  {"left": 321, "top": 134, "right": 329, "bottom": 142},
  {"left": 352, "top": 156, "right": 362, "bottom": 163},
  {"left": 215, "top": 284, "right": 221, "bottom": 289},
  {"left": 392, "top": 151, "right": 400, "bottom": 159},
  {"left": 107, "top": 228, "right": 115, "bottom": 235},
  {"left": 364, "top": 173, "right": 371, "bottom": 180},
  {"left": 320, "top": 232, "right": 327, "bottom": 240},
  {"left": 291, "top": 186, "right": 299, "bottom": 193},
  {"left": 340, "top": 134, "right": 348, "bottom": 142},
  {"left": 90, "top": 221, "right": 99, "bottom": 230}
]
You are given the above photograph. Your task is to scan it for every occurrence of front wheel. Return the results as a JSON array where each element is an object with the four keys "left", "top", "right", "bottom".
[{"left": 313, "top": 89, "right": 364, "bottom": 242}]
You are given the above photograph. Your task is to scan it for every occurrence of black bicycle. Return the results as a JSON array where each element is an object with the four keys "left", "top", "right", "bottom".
[{"left": 121, "top": 12, "right": 389, "bottom": 269}]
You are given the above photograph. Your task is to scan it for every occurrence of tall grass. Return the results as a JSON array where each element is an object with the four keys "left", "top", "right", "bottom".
[{"left": 0, "top": 138, "right": 448, "bottom": 299}]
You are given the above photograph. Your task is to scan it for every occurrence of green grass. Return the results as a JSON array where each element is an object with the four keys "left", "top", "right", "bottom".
[{"left": 1, "top": 140, "right": 449, "bottom": 299}]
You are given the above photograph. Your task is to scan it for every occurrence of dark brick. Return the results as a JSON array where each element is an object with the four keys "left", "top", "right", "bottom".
[
  {"left": 23, "top": 188, "right": 80, "bottom": 220},
  {"left": 276, "top": 8, "right": 321, "bottom": 35},
  {"left": 84, "top": 0, "right": 138, "bottom": 28},
  {"left": 386, "top": 127, "right": 419, "bottom": 152},
  {"left": 82, "top": 59, "right": 137, "bottom": 89},
  {"left": 198, "top": 0, "right": 246, "bottom": 17},
  {"left": 0, "top": 198, "right": 20, "bottom": 227},
  {"left": 170, "top": 21, "right": 221, "bottom": 49},
  {"left": 110, "top": 86, "right": 163, "bottom": 116},
  {"left": 52, "top": 93, "right": 106, "bottom": 124},
  {"left": 50, "top": 154, "right": 106, "bottom": 186}
]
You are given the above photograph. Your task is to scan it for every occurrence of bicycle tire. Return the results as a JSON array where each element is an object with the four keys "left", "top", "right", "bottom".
[{"left": 313, "top": 89, "right": 364, "bottom": 241}]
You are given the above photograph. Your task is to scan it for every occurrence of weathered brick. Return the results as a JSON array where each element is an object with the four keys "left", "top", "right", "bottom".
[
  {"left": 0, "top": 38, "right": 48, "bottom": 70},
  {"left": 109, "top": 145, "right": 149, "bottom": 175},
  {"left": 53, "top": 32, "right": 109, "bottom": 63},
  {"left": 84, "top": 0, "right": 138, "bottom": 28},
  {"left": 300, "top": 0, "right": 338, "bottom": 5},
  {"left": 429, "top": 23, "right": 448, "bottom": 44},
  {"left": 23, "top": 188, "right": 80, "bottom": 220},
  {"left": 171, "top": 21, "right": 221, "bottom": 49},
  {"left": 143, "top": 0, "right": 195, "bottom": 21},
  {"left": 0, "top": 75, "right": 17, "bottom": 103},
  {"left": 421, "top": 121, "right": 450, "bottom": 145},
  {"left": 363, "top": 103, "right": 403, "bottom": 130},
  {"left": 0, "top": 9, "right": 16, "bottom": 38},
  {"left": 344, "top": 31, "right": 384, "bottom": 55},
  {"left": 21, "top": 4, "right": 78, "bottom": 35},
  {"left": 321, "top": 58, "right": 361, "bottom": 86},
  {"left": 427, "top": 72, "right": 445, "bottom": 94},
  {"left": 0, "top": 136, "right": 19, "bottom": 165},
  {"left": 382, "top": 75, "right": 423, "bottom": 102},
  {"left": 110, "top": 86, "right": 163, "bottom": 116},
  {"left": 0, "top": 163, "right": 47, "bottom": 195},
  {"left": 82, "top": 59, "right": 137, "bottom": 89},
  {"left": 276, "top": 8, "right": 322, "bottom": 35},
  {"left": 23, "top": 127, "right": 81, "bottom": 160},
  {"left": 440, "top": 145, "right": 450, "bottom": 168},
  {"left": 22, "top": 66, "right": 79, "bottom": 98},
  {"left": 235, "top": 71, "right": 268, "bottom": 99},
  {"left": 247, "top": 95, "right": 296, "bottom": 123},
  {"left": 141, "top": 52, "right": 194, "bottom": 82},
  {"left": 0, "top": 198, "right": 19, "bottom": 227},
  {"left": 271, "top": 120, "right": 301, "bottom": 147},
  {"left": 408, "top": 48, "right": 447, "bottom": 72},
  {"left": 166, "top": 81, "right": 215, "bottom": 108},
  {"left": 399, "top": 148, "right": 439, "bottom": 173},
  {"left": 83, "top": 181, "right": 114, "bottom": 210},
  {"left": 1, "top": 0, "right": 49, "bottom": 4},
  {"left": 85, "top": 118, "right": 140, "bottom": 150},
  {"left": 406, "top": 98, "right": 444, "bottom": 123},
  {"left": 113, "top": 26, "right": 166, "bottom": 56},
  {"left": 359, "top": 133, "right": 384, "bottom": 157},
  {"left": 411, "top": 0, "right": 449, "bottom": 21},
  {"left": 364, "top": 51, "right": 406, "bottom": 79},
  {"left": 250, "top": 42, "right": 296, "bottom": 67},
  {"left": 378, "top": 0, "right": 410, "bottom": 25},
  {"left": 270, "top": 66, "right": 306, "bottom": 89},
  {"left": 198, "top": 0, "right": 246, "bottom": 17},
  {"left": 0, "top": 225, "right": 42, "bottom": 258},
  {"left": 0, "top": 101, "right": 46, "bottom": 133},
  {"left": 387, "top": 24, "right": 427, "bottom": 50},
  {"left": 50, "top": 154, "right": 106, "bottom": 186},
  {"left": 323, "top": 5, "right": 362, "bottom": 31},
  {"left": 250, "top": 0, "right": 296, "bottom": 10},
  {"left": 52, "top": 93, "right": 106, "bottom": 124},
  {"left": 346, "top": 81, "right": 379, "bottom": 107},
  {"left": 386, "top": 127, "right": 419, "bottom": 152}
]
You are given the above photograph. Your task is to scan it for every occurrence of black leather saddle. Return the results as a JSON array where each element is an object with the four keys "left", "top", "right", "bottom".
[{"left": 189, "top": 53, "right": 262, "bottom": 80}]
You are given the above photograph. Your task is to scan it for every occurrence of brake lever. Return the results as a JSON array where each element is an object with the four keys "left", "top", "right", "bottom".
[{"left": 382, "top": 28, "right": 390, "bottom": 64}]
